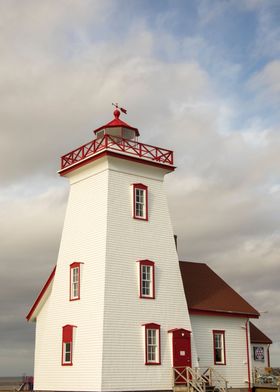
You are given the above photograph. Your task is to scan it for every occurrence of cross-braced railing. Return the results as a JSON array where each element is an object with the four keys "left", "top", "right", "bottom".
[
  {"left": 173, "top": 367, "right": 206, "bottom": 392},
  {"left": 201, "top": 367, "right": 228, "bottom": 392},
  {"left": 60, "top": 134, "right": 174, "bottom": 170},
  {"left": 173, "top": 367, "right": 228, "bottom": 392}
]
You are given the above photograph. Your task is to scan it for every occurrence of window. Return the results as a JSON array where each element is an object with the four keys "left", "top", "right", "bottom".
[
  {"left": 138, "top": 260, "right": 155, "bottom": 299},
  {"left": 62, "top": 325, "right": 76, "bottom": 366},
  {"left": 132, "top": 183, "right": 148, "bottom": 220},
  {"left": 70, "top": 262, "right": 82, "bottom": 301},
  {"left": 143, "top": 323, "right": 161, "bottom": 365},
  {"left": 96, "top": 129, "right": 105, "bottom": 139},
  {"left": 213, "top": 330, "right": 226, "bottom": 365}
]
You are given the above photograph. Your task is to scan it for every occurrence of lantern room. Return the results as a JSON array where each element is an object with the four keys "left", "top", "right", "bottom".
[{"left": 93, "top": 108, "right": 139, "bottom": 141}]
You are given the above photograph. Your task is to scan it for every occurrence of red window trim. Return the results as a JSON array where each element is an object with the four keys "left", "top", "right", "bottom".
[
  {"left": 142, "top": 323, "right": 161, "bottom": 365},
  {"left": 132, "top": 183, "right": 148, "bottom": 221},
  {"left": 137, "top": 260, "right": 155, "bottom": 299},
  {"left": 61, "top": 325, "right": 76, "bottom": 366},
  {"left": 69, "top": 262, "right": 83, "bottom": 301},
  {"left": 213, "top": 330, "right": 226, "bottom": 365}
]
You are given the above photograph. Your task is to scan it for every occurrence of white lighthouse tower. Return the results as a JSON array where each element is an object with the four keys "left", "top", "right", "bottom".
[{"left": 27, "top": 107, "right": 196, "bottom": 392}]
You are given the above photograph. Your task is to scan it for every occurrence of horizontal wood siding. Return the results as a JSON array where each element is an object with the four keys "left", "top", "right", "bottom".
[
  {"left": 190, "top": 315, "right": 250, "bottom": 389},
  {"left": 34, "top": 162, "right": 109, "bottom": 391},
  {"left": 33, "top": 156, "right": 196, "bottom": 391},
  {"left": 101, "top": 165, "right": 196, "bottom": 391}
]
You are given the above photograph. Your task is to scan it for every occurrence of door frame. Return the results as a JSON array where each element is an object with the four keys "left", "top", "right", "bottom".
[{"left": 168, "top": 328, "right": 192, "bottom": 367}]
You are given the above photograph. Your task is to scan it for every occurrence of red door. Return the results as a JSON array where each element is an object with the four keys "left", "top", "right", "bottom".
[{"left": 172, "top": 329, "right": 192, "bottom": 384}]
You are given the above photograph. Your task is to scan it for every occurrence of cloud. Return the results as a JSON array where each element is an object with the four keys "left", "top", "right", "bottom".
[
  {"left": 0, "top": 183, "right": 67, "bottom": 374},
  {"left": 249, "top": 60, "right": 280, "bottom": 103}
]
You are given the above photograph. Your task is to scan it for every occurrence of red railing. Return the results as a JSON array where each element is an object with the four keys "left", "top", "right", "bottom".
[{"left": 60, "top": 134, "right": 173, "bottom": 170}]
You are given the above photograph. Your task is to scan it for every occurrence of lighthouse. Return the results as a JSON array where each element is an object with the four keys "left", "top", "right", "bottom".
[{"left": 27, "top": 107, "right": 196, "bottom": 392}]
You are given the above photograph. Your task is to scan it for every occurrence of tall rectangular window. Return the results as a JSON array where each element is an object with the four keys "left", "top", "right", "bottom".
[
  {"left": 138, "top": 260, "right": 155, "bottom": 299},
  {"left": 70, "top": 262, "right": 82, "bottom": 301},
  {"left": 142, "top": 265, "right": 151, "bottom": 296},
  {"left": 132, "top": 183, "right": 148, "bottom": 220},
  {"left": 213, "top": 330, "right": 226, "bottom": 365},
  {"left": 62, "top": 325, "right": 76, "bottom": 366},
  {"left": 147, "top": 329, "right": 157, "bottom": 362},
  {"left": 143, "top": 323, "right": 161, "bottom": 365}
]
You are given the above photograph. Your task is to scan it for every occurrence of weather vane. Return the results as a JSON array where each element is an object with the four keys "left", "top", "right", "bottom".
[{"left": 112, "top": 102, "right": 127, "bottom": 114}]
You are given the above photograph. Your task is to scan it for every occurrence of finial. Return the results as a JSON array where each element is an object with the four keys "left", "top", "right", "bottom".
[{"left": 112, "top": 102, "right": 127, "bottom": 118}]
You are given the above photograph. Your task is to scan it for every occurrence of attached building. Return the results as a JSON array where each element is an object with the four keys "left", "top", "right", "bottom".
[{"left": 250, "top": 322, "right": 272, "bottom": 369}]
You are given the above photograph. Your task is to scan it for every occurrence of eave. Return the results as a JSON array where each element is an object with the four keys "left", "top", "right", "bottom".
[
  {"left": 189, "top": 308, "right": 260, "bottom": 319},
  {"left": 26, "top": 266, "right": 56, "bottom": 322}
]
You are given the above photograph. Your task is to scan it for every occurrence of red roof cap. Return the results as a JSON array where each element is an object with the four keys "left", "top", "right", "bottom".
[{"left": 93, "top": 108, "right": 139, "bottom": 136}]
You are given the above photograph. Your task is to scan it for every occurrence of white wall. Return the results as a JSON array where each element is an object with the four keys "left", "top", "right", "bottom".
[
  {"left": 34, "top": 159, "right": 109, "bottom": 391},
  {"left": 190, "top": 315, "right": 250, "bottom": 389},
  {"left": 101, "top": 158, "right": 197, "bottom": 391},
  {"left": 33, "top": 155, "right": 196, "bottom": 392}
]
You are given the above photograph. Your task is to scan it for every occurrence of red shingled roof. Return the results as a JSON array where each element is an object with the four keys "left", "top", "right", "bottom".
[
  {"left": 179, "top": 261, "right": 259, "bottom": 318},
  {"left": 250, "top": 322, "right": 272, "bottom": 344}
]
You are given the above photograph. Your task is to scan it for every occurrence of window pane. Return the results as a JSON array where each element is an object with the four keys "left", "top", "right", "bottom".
[
  {"left": 71, "top": 266, "right": 79, "bottom": 298},
  {"left": 65, "top": 352, "right": 71, "bottom": 362},
  {"left": 215, "top": 335, "right": 221, "bottom": 348},
  {"left": 141, "top": 265, "right": 152, "bottom": 296},
  {"left": 135, "top": 188, "right": 146, "bottom": 218},
  {"left": 147, "top": 329, "right": 158, "bottom": 362},
  {"left": 64, "top": 342, "right": 72, "bottom": 363},
  {"left": 214, "top": 333, "right": 224, "bottom": 363}
]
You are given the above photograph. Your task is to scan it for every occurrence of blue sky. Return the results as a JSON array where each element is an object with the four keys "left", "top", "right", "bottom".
[{"left": 0, "top": 0, "right": 280, "bottom": 375}]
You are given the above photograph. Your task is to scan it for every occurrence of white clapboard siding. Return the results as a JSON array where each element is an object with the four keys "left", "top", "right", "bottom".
[
  {"left": 101, "top": 159, "right": 197, "bottom": 391},
  {"left": 190, "top": 315, "right": 251, "bottom": 389},
  {"left": 33, "top": 155, "right": 196, "bottom": 391},
  {"left": 34, "top": 160, "right": 109, "bottom": 391}
]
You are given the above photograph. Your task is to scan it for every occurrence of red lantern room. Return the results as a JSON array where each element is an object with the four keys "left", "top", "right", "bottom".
[{"left": 93, "top": 107, "right": 140, "bottom": 141}]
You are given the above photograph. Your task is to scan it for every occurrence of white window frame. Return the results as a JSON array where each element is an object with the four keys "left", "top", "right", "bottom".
[
  {"left": 143, "top": 323, "right": 161, "bottom": 365},
  {"left": 132, "top": 184, "right": 148, "bottom": 220},
  {"left": 71, "top": 267, "right": 79, "bottom": 298},
  {"left": 213, "top": 330, "right": 226, "bottom": 365},
  {"left": 70, "top": 262, "right": 83, "bottom": 301},
  {"left": 147, "top": 329, "right": 158, "bottom": 363},
  {"left": 138, "top": 260, "right": 155, "bottom": 299},
  {"left": 142, "top": 265, "right": 151, "bottom": 296},
  {"left": 135, "top": 188, "right": 145, "bottom": 218}
]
